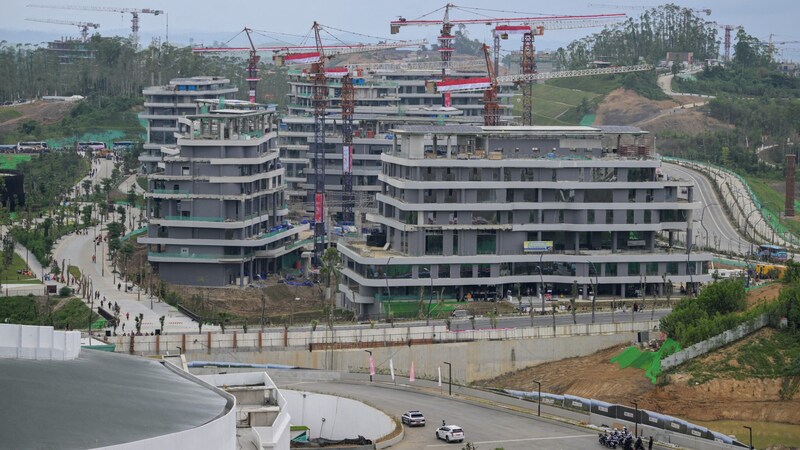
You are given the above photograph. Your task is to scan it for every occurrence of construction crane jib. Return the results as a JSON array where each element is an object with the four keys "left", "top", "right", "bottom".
[
  {"left": 25, "top": 17, "right": 100, "bottom": 42},
  {"left": 27, "top": 4, "right": 163, "bottom": 47}
]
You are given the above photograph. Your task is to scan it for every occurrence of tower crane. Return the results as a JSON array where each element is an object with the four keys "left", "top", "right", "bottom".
[
  {"left": 25, "top": 17, "right": 100, "bottom": 42},
  {"left": 272, "top": 25, "right": 426, "bottom": 264},
  {"left": 27, "top": 4, "right": 163, "bottom": 48},
  {"left": 390, "top": 4, "right": 626, "bottom": 124},
  {"left": 436, "top": 44, "right": 652, "bottom": 126}
]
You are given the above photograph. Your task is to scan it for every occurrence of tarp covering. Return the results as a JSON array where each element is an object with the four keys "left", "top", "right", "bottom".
[{"left": 610, "top": 338, "right": 681, "bottom": 383}]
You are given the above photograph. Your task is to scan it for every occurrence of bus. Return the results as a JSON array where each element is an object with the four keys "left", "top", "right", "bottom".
[
  {"left": 756, "top": 244, "right": 788, "bottom": 262},
  {"left": 17, "top": 141, "right": 48, "bottom": 152},
  {"left": 112, "top": 141, "right": 135, "bottom": 151},
  {"left": 76, "top": 141, "right": 106, "bottom": 151}
]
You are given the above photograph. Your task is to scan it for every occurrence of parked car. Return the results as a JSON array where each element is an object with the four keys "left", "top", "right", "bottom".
[
  {"left": 401, "top": 410, "right": 425, "bottom": 427},
  {"left": 435, "top": 425, "right": 464, "bottom": 443}
]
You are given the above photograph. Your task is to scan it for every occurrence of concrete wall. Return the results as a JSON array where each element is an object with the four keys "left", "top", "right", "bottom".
[
  {"left": 661, "top": 314, "right": 768, "bottom": 370},
  {"left": 0, "top": 324, "right": 80, "bottom": 360},
  {"left": 282, "top": 389, "right": 395, "bottom": 441},
  {"left": 151, "top": 322, "right": 656, "bottom": 383}
]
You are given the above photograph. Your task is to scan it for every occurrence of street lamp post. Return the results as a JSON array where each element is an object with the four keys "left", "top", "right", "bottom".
[
  {"left": 384, "top": 256, "right": 393, "bottom": 321},
  {"left": 632, "top": 400, "right": 639, "bottom": 437},
  {"left": 538, "top": 252, "right": 545, "bottom": 315},
  {"left": 443, "top": 361, "right": 452, "bottom": 396},
  {"left": 533, "top": 380, "right": 541, "bottom": 417},
  {"left": 364, "top": 350, "right": 373, "bottom": 383},
  {"left": 699, "top": 203, "right": 718, "bottom": 249},
  {"left": 585, "top": 260, "right": 599, "bottom": 323},
  {"left": 743, "top": 425, "right": 753, "bottom": 450}
]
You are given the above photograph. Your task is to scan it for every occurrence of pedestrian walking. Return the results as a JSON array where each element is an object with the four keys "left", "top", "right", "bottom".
[
  {"left": 648, "top": 436, "right": 653, "bottom": 450},
  {"left": 118, "top": 283, "right": 121, "bottom": 291},
  {"left": 122, "top": 323, "right": 125, "bottom": 332},
  {"left": 126, "top": 312, "right": 129, "bottom": 320}
]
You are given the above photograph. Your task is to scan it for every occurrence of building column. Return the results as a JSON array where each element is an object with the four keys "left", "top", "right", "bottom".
[
  {"left": 574, "top": 232, "right": 580, "bottom": 254},
  {"left": 612, "top": 231, "right": 618, "bottom": 253},
  {"left": 621, "top": 283, "right": 626, "bottom": 298}
]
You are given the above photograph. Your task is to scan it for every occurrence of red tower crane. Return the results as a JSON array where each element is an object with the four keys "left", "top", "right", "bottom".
[
  {"left": 390, "top": 4, "right": 626, "bottom": 121},
  {"left": 272, "top": 26, "right": 426, "bottom": 263}
]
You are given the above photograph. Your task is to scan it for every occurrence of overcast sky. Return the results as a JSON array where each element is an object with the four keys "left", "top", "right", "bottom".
[{"left": 1, "top": 1, "right": 799, "bottom": 60}]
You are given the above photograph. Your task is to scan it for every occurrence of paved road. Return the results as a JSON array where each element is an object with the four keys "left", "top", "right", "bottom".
[
  {"left": 285, "top": 380, "right": 597, "bottom": 450},
  {"left": 662, "top": 162, "right": 752, "bottom": 255}
]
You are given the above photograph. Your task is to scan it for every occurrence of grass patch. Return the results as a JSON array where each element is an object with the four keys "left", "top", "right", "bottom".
[
  {"left": 0, "top": 107, "right": 22, "bottom": 123},
  {"left": 533, "top": 83, "right": 599, "bottom": 106},
  {"left": 136, "top": 176, "right": 147, "bottom": 191},
  {"left": 676, "top": 329, "right": 800, "bottom": 382},
  {"left": 547, "top": 74, "right": 624, "bottom": 95},
  {"left": 741, "top": 174, "right": 800, "bottom": 237},
  {"left": 0, "top": 296, "right": 100, "bottom": 329},
  {"left": 0, "top": 154, "right": 33, "bottom": 169},
  {"left": 690, "top": 419, "right": 800, "bottom": 449},
  {"left": 0, "top": 253, "right": 42, "bottom": 284}
]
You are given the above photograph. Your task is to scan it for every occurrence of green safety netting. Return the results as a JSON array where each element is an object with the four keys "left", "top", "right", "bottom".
[
  {"left": 579, "top": 114, "right": 596, "bottom": 126},
  {"left": 90, "top": 319, "right": 108, "bottom": 329},
  {"left": 610, "top": 338, "right": 681, "bottom": 384}
]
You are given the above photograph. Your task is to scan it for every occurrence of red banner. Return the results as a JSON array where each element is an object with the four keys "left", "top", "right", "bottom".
[{"left": 314, "top": 193, "right": 324, "bottom": 222}]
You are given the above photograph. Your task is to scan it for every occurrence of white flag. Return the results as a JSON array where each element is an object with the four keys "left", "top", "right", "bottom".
[
  {"left": 409, "top": 361, "right": 415, "bottom": 383},
  {"left": 438, "top": 366, "right": 442, "bottom": 387},
  {"left": 390, "top": 358, "right": 395, "bottom": 381}
]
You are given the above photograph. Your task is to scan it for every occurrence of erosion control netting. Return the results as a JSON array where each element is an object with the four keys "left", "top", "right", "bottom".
[{"left": 610, "top": 338, "right": 681, "bottom": 384}]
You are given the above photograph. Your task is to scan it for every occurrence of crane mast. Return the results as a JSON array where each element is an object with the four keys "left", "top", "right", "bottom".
[
  {"left": 341, "top": 73, "right": 355, "bottom": 225},
  {"left": 311, "top": 22, "right": 327, "bottom": 264},
  {"left": 243, "top": 27, "right": 260, "bottom": 103}
]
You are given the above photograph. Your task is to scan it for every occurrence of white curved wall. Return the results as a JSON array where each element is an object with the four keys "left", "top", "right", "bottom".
[{"left": 283, "top": 389, "right": 395, "bottom": 441}]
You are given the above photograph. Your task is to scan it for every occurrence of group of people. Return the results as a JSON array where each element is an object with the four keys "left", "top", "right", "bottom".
[{"left": 598, "top": 427, "right": 653, "bottom": 450}]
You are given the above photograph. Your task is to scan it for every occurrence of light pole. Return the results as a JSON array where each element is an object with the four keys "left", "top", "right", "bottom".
[
  {"left": 699, "top": 202, "right": 718, "bottom": 249},
  {"left": 384, "top": 256, "right": 393, "bottom": 321},
  {"left": 533, "top": 380, "right": 541, "bottom": 417},
  {"left": 585, "top": 259, "right": 599, "bottom": 323},
  {"left": 364, "top": 350, "right": 373, "bottom": 383},
  {"left": 538, "top": 252, "right": 545, "bottom": 315},
  {"left": 632, "top": 400, "right": 639, "bottom": 437},
  {"left": 424, "top": 269, "right": 434, "bottom": 326},
  {"left": 743, "top": 425, "right": 753, "bottom": 450},
  {"left": 443, "top": 361, "right": 452, "bottom": 396}
]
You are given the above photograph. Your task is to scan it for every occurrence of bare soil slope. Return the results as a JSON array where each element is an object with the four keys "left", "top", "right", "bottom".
[
  {"left": 478, "top": 327, "right": 800, "bottom": 425},
  {"left": 594, "top": 88, "right": 731, "bottom": 135},
  {"left": 0, "top": 101, "right": 74, "bottom": 137}
]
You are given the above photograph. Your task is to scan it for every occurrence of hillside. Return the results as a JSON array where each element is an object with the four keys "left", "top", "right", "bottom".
[{"left": 0, "top": 101, "right": 75, "bottom": 142}]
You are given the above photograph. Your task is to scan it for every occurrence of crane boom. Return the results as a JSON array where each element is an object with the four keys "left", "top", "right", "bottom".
[
  {"left": 435, "top": 64, "right": 653, "bottom": 92},
  {"left": 391, "top": 13, "right": 626, "bottom": 31},
  {"left": 26, "top": 17, "right": 100, "bottom": 42},
  {"left": 342, "top": 59, "right": 483, "bottom": 71}
]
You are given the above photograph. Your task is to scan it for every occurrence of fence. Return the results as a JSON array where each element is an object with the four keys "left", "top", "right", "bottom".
[
  {"left": 112, "top": 320, "right": 658, "bottom": 355},
  {"left": 504, "top": 388, "right": 746, "bottom": 448},
  {"left": 661, "top": 314, "right": 769, "bottom": 370},
  {"left": 0, "top": 286, "right": 48, "bottom": 297}
]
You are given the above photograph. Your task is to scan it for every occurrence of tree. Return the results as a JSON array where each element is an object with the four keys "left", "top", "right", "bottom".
[
  {"left": 82, "top": 179, "right": 93, "bottom": 198},
  {"left": 320, "top": 247, "right": 342, "bottom": 302}
]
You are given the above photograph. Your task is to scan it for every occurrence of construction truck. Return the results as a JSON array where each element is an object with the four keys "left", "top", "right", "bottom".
[{"left": 755, "top": 263, "right": 785, "bottom": 280}]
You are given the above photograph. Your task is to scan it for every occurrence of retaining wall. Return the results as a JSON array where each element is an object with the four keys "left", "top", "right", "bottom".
[{"left": 661, "top": 314, "right": 768, "bottom": 370}]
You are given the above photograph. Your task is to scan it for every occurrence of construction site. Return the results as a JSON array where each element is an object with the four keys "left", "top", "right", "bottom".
[{"left": 7, "top": 2, "right": 800, "bottom": 449}]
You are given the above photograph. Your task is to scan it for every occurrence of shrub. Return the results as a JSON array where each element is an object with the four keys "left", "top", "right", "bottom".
[{"left": 58, "top": 286, "right": 72, "bottom": 297}]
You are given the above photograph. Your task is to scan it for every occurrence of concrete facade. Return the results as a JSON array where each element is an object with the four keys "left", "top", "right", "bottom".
[
  {"left": 279, "top": 68, "right": 516, "bottom": 223},
  {"left": 337, "top": 125, "right": 713, "bottom": 318},
  {"left": 141, "top": 100, "right": 306, "bottom": 286},
  {"left": 139, "top": 76, "right": 237, "bottom": 173}
]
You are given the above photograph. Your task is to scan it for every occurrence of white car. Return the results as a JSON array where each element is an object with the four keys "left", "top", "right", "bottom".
[
  {"left": 435, "top": 425, "right": 465, "bottom": 443},
  {"left": 401, "top": 410, "right": 426, "bottom": 427}
]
